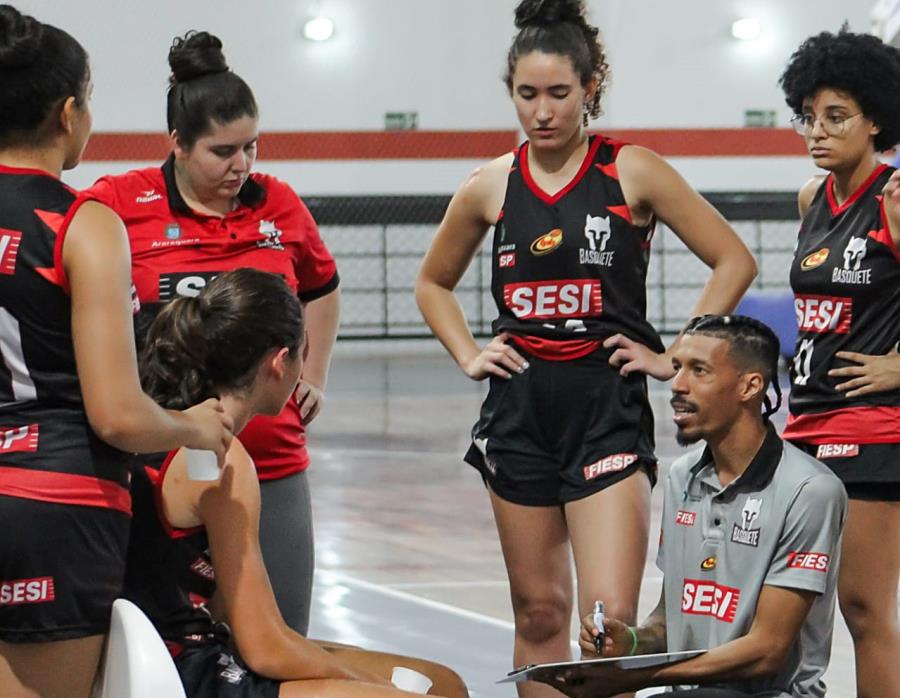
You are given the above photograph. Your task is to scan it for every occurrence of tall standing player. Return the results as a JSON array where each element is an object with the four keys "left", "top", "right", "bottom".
[
  {"left": 415, "top": 1, "right": 756, "bottom": 694},
  {"left": 0, "top": 7, "right": 231, "bottom": 697},
  {"left": 779, "top": 29, "right": 900, "bottom": 697},
  {"left": 85, "top": 31, "right": 340, "bottom": 636}
]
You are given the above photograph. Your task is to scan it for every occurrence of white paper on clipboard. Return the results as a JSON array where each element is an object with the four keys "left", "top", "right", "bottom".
[{"left": 498, "top": 649, "right": 707, "bottom": 683}]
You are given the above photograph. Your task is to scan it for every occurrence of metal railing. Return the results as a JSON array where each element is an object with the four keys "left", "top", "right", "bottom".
[{"left": 306, "top": 193, "right": 799, "bottom": 339}]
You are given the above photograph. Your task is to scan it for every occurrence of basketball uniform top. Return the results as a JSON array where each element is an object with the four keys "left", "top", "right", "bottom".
[
  {"left": 85, "top": 158, "right": 339, "bottom": 479},
  {"left": 490, "top": 136, "right": 663, "bottom": 353},
  {"left": 125, "top": 451, "right": 217, "bottom": 653},
  {"left": 784, "top": 164, "right": 900, "bottom": 444},
  {"left": 0, "top": 165, "right": 131, "bottom": 511}
]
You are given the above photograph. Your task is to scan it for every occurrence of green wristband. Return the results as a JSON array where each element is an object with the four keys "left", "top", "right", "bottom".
[{"left": 626, "top": 626, "right": 639, "bottom": 656}]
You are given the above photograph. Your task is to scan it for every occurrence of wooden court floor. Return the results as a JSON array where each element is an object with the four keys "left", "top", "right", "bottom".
[{"left": 306, "top": 344, "right": 866, "bottom": 697}]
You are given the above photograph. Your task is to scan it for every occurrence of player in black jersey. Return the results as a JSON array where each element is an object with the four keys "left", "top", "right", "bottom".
[
  {"left": 0, "top": 7, "right": 232, "bottom": 697},
  {"left": 416, "top": 1, "right": 756, "bottom": 693},
  {"left": 779, "top": 29, "right": 900, "bottom": 698},
  {"left": 134, "top": 269, "right": 467, "bottom": 698}
]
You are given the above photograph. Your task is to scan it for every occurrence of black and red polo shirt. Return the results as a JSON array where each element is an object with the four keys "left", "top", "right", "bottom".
[
  {"left": 491, "top": 136, "right": 663, "bottom": 359},
  {"left": 86, "top": 158, "right": 339, "bottom": 479},
  {"left": 784, "top": 164, "right": 900, "bottom": 445}
]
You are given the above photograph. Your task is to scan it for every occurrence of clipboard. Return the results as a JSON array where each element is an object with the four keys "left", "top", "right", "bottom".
[{"left": 498, "top": 649, "right": 707, "bottom": 683}]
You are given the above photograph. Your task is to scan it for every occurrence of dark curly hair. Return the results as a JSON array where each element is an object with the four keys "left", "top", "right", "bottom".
[
  {"left": 140, "top": 269, "right": 303, "bottom": 410},
  {"left": 166, "top": 30, "right": 258, "bottom": 148},
  {"left": 779, "top": 28, "right": 900, "bottom": 152},
  {"left": 504, "top": 0, "right": 610, "bottom": 121}
]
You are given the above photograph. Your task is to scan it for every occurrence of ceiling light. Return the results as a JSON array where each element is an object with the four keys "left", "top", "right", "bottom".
[
  {"left": 304, "top": 16, "right": 334, "bottom": 41},
  {"left": 731, "top": 17, "right": 761, "bottom": 41}
]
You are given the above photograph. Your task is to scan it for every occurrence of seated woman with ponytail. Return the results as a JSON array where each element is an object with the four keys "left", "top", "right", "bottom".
[{"left": 129, "top": 268, "right": 468, "bottom": 698}]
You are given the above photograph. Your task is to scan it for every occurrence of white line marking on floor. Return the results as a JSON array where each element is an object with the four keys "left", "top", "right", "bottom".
[{"left": 315, "top": 569, "right": 516, "bottom": 631}]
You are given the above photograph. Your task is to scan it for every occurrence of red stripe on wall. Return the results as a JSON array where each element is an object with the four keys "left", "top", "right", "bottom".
[{"left": 80, "top": 128, "right": 807, "bottom": 162}]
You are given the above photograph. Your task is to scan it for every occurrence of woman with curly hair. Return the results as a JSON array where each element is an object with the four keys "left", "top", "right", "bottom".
[
  {"left": 416, "top": 1, "right": 756, "bottom": 693},
  {"left": 779, "top": 29, "right": 900, "bottom": 697}
]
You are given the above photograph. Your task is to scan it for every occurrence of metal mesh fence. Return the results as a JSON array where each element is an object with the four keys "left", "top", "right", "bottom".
[{"left": 306, "top": 193, "right": 799, "bottom": 339}]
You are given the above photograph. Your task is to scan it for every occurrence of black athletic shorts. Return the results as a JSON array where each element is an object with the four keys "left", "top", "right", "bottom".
[
  {"left": 0, "top": 495, "right": 129, "bottom": 642},
  {"left": 791, "top": 441, "right": 900, "bottom": 500},
  {"left": 464, "top": 344, "right": 657, "bottom": 506},
  {"left": 175, "top": 642, "right": 279, "bottom": 698}
]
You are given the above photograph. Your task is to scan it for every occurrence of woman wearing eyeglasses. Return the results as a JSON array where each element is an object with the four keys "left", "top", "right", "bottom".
[{"left": 779, "top": 29, "right": 900, "bottom": 698}]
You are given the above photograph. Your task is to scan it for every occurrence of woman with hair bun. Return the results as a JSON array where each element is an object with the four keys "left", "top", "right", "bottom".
[
  {"left": 131, "top": 268, "right": 467, "bottom": 698},
  {"left": 86, "top": 30, "right": 341, "bottom": 636},
  {"left": 779, "top": 28, "right": 900, "bottom": 697},
  {"left": 0, "top": 7, "right": 232, "bottom": 697},
  {"left": 416, "top": 1, "right": 756, "bottom": 692}
]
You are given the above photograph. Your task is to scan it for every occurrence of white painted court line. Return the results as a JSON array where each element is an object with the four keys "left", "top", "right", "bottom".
[
  {"left": 388, "top": 580, "right": 510, "bottom": 589},
  {"left": 315, "top": 569, "right": 516, "bottom": 631}
]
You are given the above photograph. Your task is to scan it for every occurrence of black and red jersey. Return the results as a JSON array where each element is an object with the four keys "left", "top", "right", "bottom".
[
  {"left": 0, "top": 165, "right": 131, "bottom": 512},
  {"left": 124, "top": 451, "right": 216, "bottom": 653},
  {"left": 85, "top": 158, "right": 339, "bottom": 479},
  {"left": 784, "top": 165, "right": 900, "bottom": 444},
  {"left": 490, "top": 136, "right": 663, "bottom": 355}
]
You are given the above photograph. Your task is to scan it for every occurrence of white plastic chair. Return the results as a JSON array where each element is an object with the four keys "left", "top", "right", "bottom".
[{"left": 94, "top": 598, "right": 187, "bottom": 698}]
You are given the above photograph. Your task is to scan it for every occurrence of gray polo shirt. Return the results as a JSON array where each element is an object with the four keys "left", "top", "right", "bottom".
[{"left": 657, "top": 424, "right": 847, "bottom": 697}]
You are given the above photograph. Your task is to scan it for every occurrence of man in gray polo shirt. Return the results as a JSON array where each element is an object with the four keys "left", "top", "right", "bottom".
[{"left": 534, "top": 315, "right": 847, "bottom": 697}]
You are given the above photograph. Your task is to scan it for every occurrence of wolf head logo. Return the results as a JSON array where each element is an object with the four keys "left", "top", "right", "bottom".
[
  {"left": 741, "top": 498, "right": 762, "bottom": 530},
  {"left": 843, "top": 237, "right": 867, "bottom": 271},
  {"left": 584, "top": 214, "right": 612, "bottom": 252}
]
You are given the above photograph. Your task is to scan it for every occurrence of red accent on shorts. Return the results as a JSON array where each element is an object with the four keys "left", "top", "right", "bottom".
[
  {"left": 0, "top": 465, "right": 130, "bottom": 514},
  {"left": 826, "top": 165, "right": 888, "bottom": 217},
  {"left": 783, "top": 405, "right": 900, "bottom": 444},
  {"left": 520, "top": 138, "right": 603, "bottom": 205},
  {"left": 508, "top": 334, "right": 601, "bottom": 361}
]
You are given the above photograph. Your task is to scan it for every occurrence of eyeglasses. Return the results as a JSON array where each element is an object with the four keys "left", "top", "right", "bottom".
[{"left": 790, "top": 112, "right": 862, "bottom": 137}]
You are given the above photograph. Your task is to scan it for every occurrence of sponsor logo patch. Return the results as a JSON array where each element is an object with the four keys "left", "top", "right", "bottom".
[
  {"left": 795, "top": 294, "right": 853, "bottom": 334},
  {"left": 700, "top": 556, "right": 717, "bottom": 571},
  {"left": 583, "top": 452, "right": 637, "bottom": 481},
  {"left": 681, "top": 579, "right": 740, "bottom": 622},
  {"left": 787, "top": 551, "right": 830, "bottom": 572},
  {"left": 0, "top": 228, "right": 23, "bottom": 275},
  {"left": 499, "top": 252, "right": 516, "bottom": 268},
  {"left": 730, "top": 497, "right": 762, "bottom": 547},
  {"left": 159, "top": 271, "right": 220, "bottom": 301},
  {"left": 0, "top": 424, "right": 38, "bottom": 453},
  {"left": 833, "top": 237, "right": 871, "bottom": 284},
  {"left": 0, "top": 576, "right": 55, "bottom": 606},
  {"left": 530, "top": 229, "right": 563, "bottom": 255},
  {"left": 165, "top": 223, "right": 181, "bottom": 240},
  {"left": 800, "top": 247, "right": 829, "bottom": 270},
  {"left": 190, "top": 557, "right": 215, "bottom": 581},
  {"left": 135, "top": 189, "right": 163, "bottom": 204},
  {"left": 257, "top": 220, "right": 284, "bottom": 251},
  {"left": 731, "top": 524, "right": 760, "bottom": 547},
  {"left": 675, "top": 510, "right": 696, "bottom": 527},
  {"left": 503, "top": 279, "right": 602, "bottom": 320},
  {"left": 581, "top": 214, "right": 614, "bottom": 266},
  {"left": 816, "top": 443, "right": 859, "bottom": 459}
]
